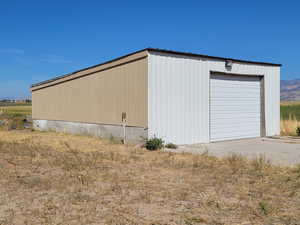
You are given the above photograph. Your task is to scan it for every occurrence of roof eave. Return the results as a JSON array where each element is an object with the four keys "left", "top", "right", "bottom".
[{"left": 31, "top": 47, "right": 281, "bottom": 90}]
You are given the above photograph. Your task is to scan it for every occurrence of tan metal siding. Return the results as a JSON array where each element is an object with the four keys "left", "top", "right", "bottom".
[
  {"left": 32, "top": 56, "right": 148, "bottom": 127},
  {"left": 31, "top": 51, "right": 148, "bottom": 91}
]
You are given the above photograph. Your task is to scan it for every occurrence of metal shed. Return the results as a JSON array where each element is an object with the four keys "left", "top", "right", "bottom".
[{"left": 31, "top": 48, "right": 281, "bottom": 144}]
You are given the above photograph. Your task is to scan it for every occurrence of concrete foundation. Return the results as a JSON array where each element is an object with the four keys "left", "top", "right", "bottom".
[{"left": 33, "top": 120, "right": 148, "bottom": 142}]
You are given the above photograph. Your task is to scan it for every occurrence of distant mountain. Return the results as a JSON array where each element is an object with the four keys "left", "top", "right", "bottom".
[
  {"left": 281, "top": 79, "right": 300, "bottom": 101},
  {"left": 0, "top": 97, "right": 31, "bottom": 101},
  {"left": 0, "top": 97, "right": 16, "bottom": 100}
]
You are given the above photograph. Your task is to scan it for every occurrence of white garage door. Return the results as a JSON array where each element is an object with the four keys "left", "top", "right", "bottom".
[{"left": 210, "top": 74, "right": 261, "bottom": 141}]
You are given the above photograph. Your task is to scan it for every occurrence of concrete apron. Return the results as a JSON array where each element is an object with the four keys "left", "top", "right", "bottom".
[{"left": 164, "top": 137, "right": 300, "bottom": 166}]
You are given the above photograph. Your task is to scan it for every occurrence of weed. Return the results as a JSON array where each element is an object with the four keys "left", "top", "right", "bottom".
[
  {"left": 227, "top": 153, "right": 245, "bottom": 174},
  {"left": 165, "top": 142, "right": 178, "bottom": 149},
  {"left": 281, "top": 114, "right": 300, "bottom": 136},
  {"left": 259, "top": 201, "right": 270, "bottom": 215},
  {"left": 145, "top": 137, "right": 164, "bottom": 150},
  {"left": 251, "top": 155, "right": 270, "bottom": 172},
  {"left": 293, "top": 164, "right": 300, "bottom": 178},
  {"left": 184, "top": 217, "right": 207, "bottom": 224}
]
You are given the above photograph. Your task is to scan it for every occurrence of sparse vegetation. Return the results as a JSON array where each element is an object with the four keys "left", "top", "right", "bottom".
[
  {"left": 0, "top": 104, "right": 32, "bottom": 131},
  {"left": 165, "top": 142, "right": 178, "bottom": 149},
  {"left": 0, "top": 130, "right": 299, "bottom": 224},
  {"left": 259, "top": 201, "right": 271, "bottom": 215},
  {"left": 280, "top": 114, "right": 300, "bottom": 136},
  {"left": 281, "top": 102, "right": 300, "bottom": 136}
]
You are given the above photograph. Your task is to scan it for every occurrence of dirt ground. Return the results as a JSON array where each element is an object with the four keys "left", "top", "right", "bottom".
[{"left": 0, "top": 130, "right": 300, "bottom": 225}]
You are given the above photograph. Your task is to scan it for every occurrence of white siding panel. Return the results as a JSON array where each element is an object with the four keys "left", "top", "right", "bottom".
[
  {"left": 148, "top": 52, "right": 280, "bottom": 144},
  {"left": 148, "top": 53, "right": 207, "bottom": 144}
]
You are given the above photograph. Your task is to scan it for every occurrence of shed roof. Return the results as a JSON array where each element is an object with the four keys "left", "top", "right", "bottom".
[{"left": 31, "top": 48, "right": 281, "bottom": 90}]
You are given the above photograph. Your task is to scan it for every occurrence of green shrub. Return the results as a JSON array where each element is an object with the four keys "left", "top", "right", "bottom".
[
  {"left": 165, "top": 143, "right": 178, "bottom": 149},
  {"left": 145, "top": 137, "right": 164, "bottom": 151},
  {"left": 297, "top": 127, "right": 300, "bottom": 136}
]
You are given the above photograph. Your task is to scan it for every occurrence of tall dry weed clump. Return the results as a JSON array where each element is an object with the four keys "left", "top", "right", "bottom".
[{"left": 281, "top": 114, "right": 300, "bottom": 136}]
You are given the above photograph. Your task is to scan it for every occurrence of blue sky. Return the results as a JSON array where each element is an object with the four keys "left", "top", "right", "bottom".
[{"left": 0, "top": 0, "right": 299, "bottom": 98}]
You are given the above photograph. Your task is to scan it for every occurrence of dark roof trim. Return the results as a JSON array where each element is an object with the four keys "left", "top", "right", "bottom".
[
  {"left": 147, "top": 48, "right": 282, "bottom": 67},
  {"left": 31, "top": 47, "right": 281, "bottom": 88}
]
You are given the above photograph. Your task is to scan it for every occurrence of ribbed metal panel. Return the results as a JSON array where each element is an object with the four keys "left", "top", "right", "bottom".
[
  {"left": 148, "top": 53, "right": 208, "bottom": 144},
  {"left": 148, "top": 52, "right": 280, "bottom": 145},
  {"left": 210, "top": 74, "right": 261, "bottom": 141}
]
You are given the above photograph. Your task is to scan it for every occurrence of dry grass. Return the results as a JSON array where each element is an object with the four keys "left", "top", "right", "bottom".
[
  {"left": 280, "top": 115, "right": 300, "bottom": 136},
  {"left": 281, "top": 101, "right": 300, "bottom": 106},
  {"left": 0, "top": 130, "right": 299, "bottom": 225},
  {"left": 0, "top": 105, "right": 32, "bottom": 117},
  {"left": 280, "top": 101, "right": 300, "bottom": 136}
]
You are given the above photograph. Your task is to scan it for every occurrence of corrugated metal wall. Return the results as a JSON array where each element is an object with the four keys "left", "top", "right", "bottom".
[
  {"left": 148, "top": 52, "right": 280, "bottom": 144},
  {"left": 32, "top": 56, "right": 148, "bottom": 127}
]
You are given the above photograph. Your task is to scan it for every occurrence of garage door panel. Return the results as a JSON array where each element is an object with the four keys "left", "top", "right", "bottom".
[
  {"left": 211, "top": 106, "right": 260, "bottom": 111},
  {"left": 211, "top": 105, "right": 260, "bottom": 109},
  {"left": 211, "top": 123, "right": 261, "bottom": 130},
  {"left": 212, "top": 83, "right": 260, "bottom": 87},
  {"left": 211, "top": 115, "right": 261, "bottom": 119},
  {"left": 211, "top": 116, "right": 260, "bottom": 123},
  {"left": 210, "top": 74, "right": 261, "bottom": 142},
  {"left": 211, "top": 109, "right": 260, "bottom": 113},
  {"left": 212, "top": 92, "right": 260, "bottom": 97},
  {"left": 211, "top": 113, "right": 260, "bottom": 118},
  {"left": 211, "top": 96, "right": 261, "bottom": 100},
  {"left": 211, "top": 94, "right": 260, "bottom": 98},
  {"left": 210, "top": 119, "right": 261, "bottom": 125},
  {"left": 211, "top": 98, "right": 261, "bottom": 103},
  {"left": 211, "top": 96, "right": 260, "bottom": 100},
  {"left": 211, "top": 86, "right": 261, "bottom": 92},
  {"left": 212, "top": 130, "right": 260, "bottom": 137},
  {"left": 211, "top": 101, "right": 260, "bottom": 105},
  {"left": 211, "top": 109, "right": 260, "bottom": 112},
  {"left": 211, "top": 83, "right": 260, "bottom": 87},
  {"left": 212, "top": 74, "right": 260, "bottom": 81}
]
